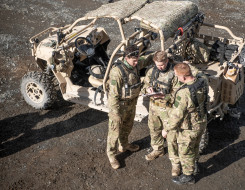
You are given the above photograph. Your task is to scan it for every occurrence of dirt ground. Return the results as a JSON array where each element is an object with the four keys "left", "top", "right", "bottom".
[{"left": 0, "top": 0, "right": 245, "bottom": 189}]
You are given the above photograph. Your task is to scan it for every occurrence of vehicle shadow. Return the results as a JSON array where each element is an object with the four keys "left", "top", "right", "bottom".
[
  {"left": 0, "top": 107, "right": 108, "bottom": 158},
  {"left": 196, "top": 109, "right": 245, "bottom": 182},
  {"left": 196, "top": 140, "right": 245, "bottom": 182},
  {"left": 202, "top": 114, "right": 243, "bottom": 155}
]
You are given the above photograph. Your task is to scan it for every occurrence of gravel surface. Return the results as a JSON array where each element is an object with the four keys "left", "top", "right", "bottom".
[{"left": 0, "top": 0, "right": 245, "bottom": 189}]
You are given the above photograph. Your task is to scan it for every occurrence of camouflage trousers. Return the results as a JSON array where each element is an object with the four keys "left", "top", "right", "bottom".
[
  {"left": 167, "top": 124, "right": 205, "bottom": 175},
  {"left": 106, "top": 98, "right": 137, "bottom": 160},
  {"left": 166, "top": 130, "right": 178, "bottom": 165},
  {"left": 148, "top": 101, "right": 168, "bottom": 152}
]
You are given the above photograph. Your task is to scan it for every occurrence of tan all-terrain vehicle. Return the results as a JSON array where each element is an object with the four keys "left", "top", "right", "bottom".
[{"left": 21, "top": 0, "right": 245, "bottom": 152}]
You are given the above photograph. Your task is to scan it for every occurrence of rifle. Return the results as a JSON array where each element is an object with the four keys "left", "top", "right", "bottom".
[
  {"left": 174, "top": 13, "right": 205, "bottom": 40},
  {"left": 141, "top": 92, "right": 164, "bottom": 98}
]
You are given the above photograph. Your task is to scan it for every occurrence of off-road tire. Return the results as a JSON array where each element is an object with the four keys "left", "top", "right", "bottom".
[
  {"left": 199, "top": 128, "right": 209, "bottom": 154},
  {"left": 20, "top": 71, "right": 57, "bottom": 109}
]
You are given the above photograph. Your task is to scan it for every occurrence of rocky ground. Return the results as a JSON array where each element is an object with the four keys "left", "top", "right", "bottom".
[{"left": 0, "top": 0, "right": 245, "bottom": 189}]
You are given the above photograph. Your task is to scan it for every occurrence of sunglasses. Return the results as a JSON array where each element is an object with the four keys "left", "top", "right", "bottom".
[{"left": 126, "top": 50, "right": 139, "bottom": 57}]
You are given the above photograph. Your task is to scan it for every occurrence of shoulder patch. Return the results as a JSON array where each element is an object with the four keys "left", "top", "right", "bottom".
[
  {"left": 111, "top": 80, "right": 117, "bottom": 85},
  {"left": 174, "top": 100, "right": 179, "bottom": 108},
  {"left": 177, "top": 96, "right": 181, "bottom": 101}
]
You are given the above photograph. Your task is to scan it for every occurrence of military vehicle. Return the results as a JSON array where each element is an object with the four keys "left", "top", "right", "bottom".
[{"left": 21, "top": 0, "right": 245, "bottom": 152}]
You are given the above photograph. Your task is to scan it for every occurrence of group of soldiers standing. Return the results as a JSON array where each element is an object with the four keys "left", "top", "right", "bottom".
[{"left": 106, "top": 45, "right": 209, "bottom": 185}]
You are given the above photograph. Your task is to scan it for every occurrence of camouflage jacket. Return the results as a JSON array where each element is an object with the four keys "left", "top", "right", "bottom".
[
  {"left": 108, "top": 53, "right": 154, "bottom": 116},
  {"left": 141, "top": 59, "right": 203, "bottom": 104},
  {"left": 141, "top": 59, "right": 177, "bottom": 103},
  {"left": 165, "top": 77, "right": 209, "bottom": 132},
  {"left": 170, "top": 63, "right": 208, "bottom": 104}
]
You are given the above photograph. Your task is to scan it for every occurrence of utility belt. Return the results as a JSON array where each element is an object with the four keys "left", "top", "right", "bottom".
[{"left": 150, "top": 98, "right": 170, "bottom": 108}]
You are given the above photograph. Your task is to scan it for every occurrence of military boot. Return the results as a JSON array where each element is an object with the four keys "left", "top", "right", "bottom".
[
  {"left": 172, "top": 164, "right": 181, "bottom": 176},
  {"left": 194, "top": 161, "right": 200, "bottom": 175},
  {"left": 118, "top": 144, "right": 140, "bottom": 152},
  {"left": 109, "top": 157, "right": 120, "bottom": 170},
  {"left": 172, "top": 174, "right": 195, "bottom": 185},
  {"left": 145, "top": 150, "right": 164, "bottom": 161}
]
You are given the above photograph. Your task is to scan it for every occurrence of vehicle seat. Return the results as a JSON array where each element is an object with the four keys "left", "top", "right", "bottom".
[
  {"left": 88, "top": 65, "right": 105, "bottom": 88},
  {"left": 88, "top": 75, "right": 103, "bottom": 88}
]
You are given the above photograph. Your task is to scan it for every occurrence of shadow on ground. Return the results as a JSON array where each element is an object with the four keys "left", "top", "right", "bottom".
[
  {"left": 0, "top": 107, "right": 108, "bottom": 158},
  {"left": 197, "top": 140, "right": 245, "bottom": 182},
  {"left": 202, "top": 114, "right": 243, "bottom": 155},
  {"left": 117, "top": 135, "right": 151, "bottom": 168}
]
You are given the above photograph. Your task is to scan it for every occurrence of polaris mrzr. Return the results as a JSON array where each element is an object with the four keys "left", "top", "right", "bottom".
[{"left": 21, "top": 0, "right": 245, "bottom": 152}]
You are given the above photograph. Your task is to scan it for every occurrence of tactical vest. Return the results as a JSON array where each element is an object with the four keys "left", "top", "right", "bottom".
[
  {"left": 114, "top": 61, "right": 141, "bottom": 100},
  {"left": 149, "top": 60, "right": 175, "bottom": 95},
  {"left": 175, "top": 77, "right": 208, "bottom": 118}
]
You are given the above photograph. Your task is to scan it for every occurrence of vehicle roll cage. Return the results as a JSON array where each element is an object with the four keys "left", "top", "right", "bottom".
[{"left": 30, "top": 3, "right": 244, "bottom": 93}]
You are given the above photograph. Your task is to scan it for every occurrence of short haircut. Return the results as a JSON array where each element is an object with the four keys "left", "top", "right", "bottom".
[
  {"left": 153, "top": 51, "right": 168, "bottom": 62},
  {"left": 174, "top": 63, "right": 192, "bottom": 76},
  {"left": 125, "top": 45, "right": 139, "bottom": 57}
]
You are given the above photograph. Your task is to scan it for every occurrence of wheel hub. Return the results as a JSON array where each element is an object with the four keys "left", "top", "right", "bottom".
[{"left": 26, "top": 82, "right": 44, "bottom": 103}]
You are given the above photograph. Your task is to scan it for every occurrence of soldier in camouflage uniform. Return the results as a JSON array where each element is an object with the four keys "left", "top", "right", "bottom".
[
  {"left": 166, "top": 62, "right": 207, "bottom": 177},
  {"left": 107, "top": 45, "right": 154, "bottom": 169},
  {"left": 141, "top": 51, "right": 178, "bottom": 161},
  {"left": 141, "top": 51, "right": 203, "bottom": 161},
  {"left": 162, "top": 63, "right": 208, "bottom": 185}
]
